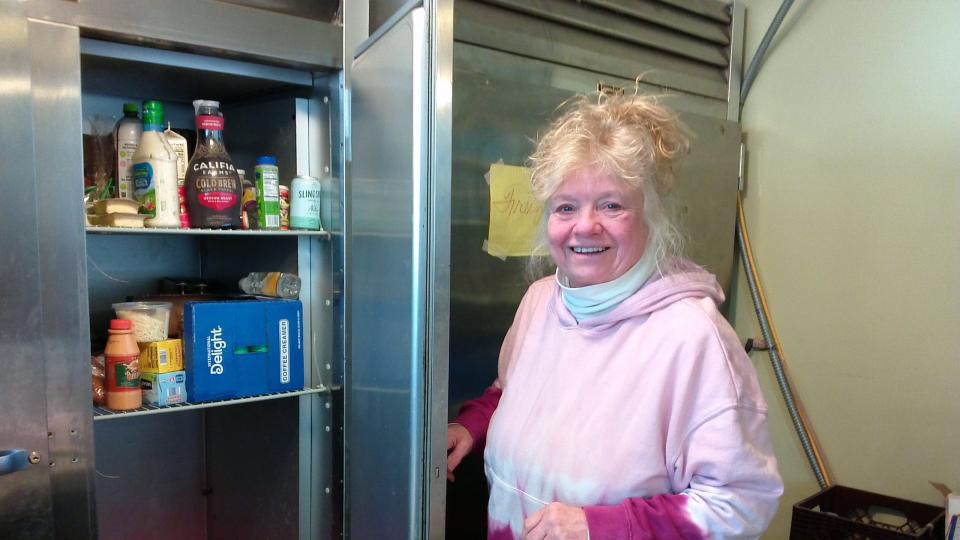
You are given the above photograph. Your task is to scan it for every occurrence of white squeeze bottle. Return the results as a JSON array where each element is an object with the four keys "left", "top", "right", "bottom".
[
  {"left": 115, "top": 103, "right": 142, "bottom": 200},
  {"left": 133, "top": 100, "right": 180, "bottom": 228}
]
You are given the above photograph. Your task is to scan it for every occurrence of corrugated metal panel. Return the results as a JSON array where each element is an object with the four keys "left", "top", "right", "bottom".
[
  {"left": 581, "top": 0, "right": 729, "bottom": 44},
  {"left": 454, "top": 0, "right": 734, "bottom": 101}
]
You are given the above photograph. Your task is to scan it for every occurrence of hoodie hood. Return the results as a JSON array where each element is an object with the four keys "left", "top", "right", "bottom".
[{"left": 551, "top": 259, "right": 725, "bottom": 331}]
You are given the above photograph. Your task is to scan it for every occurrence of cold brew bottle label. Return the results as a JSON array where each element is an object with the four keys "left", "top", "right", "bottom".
[
  {"left": 196, "top": 115, "right": 225, "bottom": 131},
  {"left": 190, "top": 158, "right": 239, "bottom": 211}
]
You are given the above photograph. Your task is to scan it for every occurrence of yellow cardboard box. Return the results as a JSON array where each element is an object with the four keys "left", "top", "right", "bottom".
[{"left": 139, "top": 339, "right": 183, "bottom": 373}]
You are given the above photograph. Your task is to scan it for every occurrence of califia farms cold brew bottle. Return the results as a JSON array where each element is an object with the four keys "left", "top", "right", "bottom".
[{"left": 185, "top": 100, "right": 242, "bottom": 228}]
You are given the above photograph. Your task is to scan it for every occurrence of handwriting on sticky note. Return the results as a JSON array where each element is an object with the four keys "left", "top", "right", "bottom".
[
  {"left": 493, "top": 188, "right": 539, "bottom": 217},
  {"left": 487, "top": 164, "right": 544, "bottom": 257}
]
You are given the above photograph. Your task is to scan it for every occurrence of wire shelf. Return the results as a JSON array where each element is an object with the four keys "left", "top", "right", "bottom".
[
  {"left": 93, "top": 385, "right": 333, "bottom": 420},
  {"left": 86, "top": 226, "right": 330, "bottom": 238}
]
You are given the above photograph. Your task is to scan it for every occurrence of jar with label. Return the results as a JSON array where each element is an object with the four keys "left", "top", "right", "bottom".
[
  {"left": 239, "top": 169, "right": 258, "bottom": 230},
  {"left": 290, "top": 175, "right": 323, "bottom": 231},
  {"left": 255, "top": 156, "right": 280, "bottom": 229},
  {"left": 279, "top": 185, "right": 290, "bottom": 230},
  {"left": 104, "top": 319, "right": 142, "bottom": 411}
]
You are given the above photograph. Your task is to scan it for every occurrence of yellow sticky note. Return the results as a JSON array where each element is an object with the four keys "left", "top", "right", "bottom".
[{"left": 487, "top": 164, "right": 544, "bottom": 257}]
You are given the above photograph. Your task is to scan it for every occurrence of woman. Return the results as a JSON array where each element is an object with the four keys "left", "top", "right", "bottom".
[{"left": 447, "top": 93, "right": 783, "bottom": 539}]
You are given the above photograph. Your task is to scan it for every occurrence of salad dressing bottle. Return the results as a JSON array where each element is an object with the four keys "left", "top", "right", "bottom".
[
  {"left": 104, "top": 319, "right": 142, "bottom": 411},
  {"left": 132, "top": 100, "right": 180, "bottom": 228}
]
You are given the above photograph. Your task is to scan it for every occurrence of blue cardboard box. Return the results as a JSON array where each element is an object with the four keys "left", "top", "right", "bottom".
[
  {"left": 183, "top": 299, "right": 304, "bottom": 402},
  {"left": 141, "top": 371, "right": 187, "bottom": 406}
]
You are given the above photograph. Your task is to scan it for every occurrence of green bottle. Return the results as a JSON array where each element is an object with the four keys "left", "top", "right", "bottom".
[{"left": 255, "top": 156, "right": 280, "bottom": 229}]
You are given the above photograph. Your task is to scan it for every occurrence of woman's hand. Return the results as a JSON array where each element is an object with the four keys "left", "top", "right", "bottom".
[
  {"left": 522, "top": 502, "right": 588, "bottom": 540},
  {"left": 446, "top": 423, "right": 474, "bottom": 481}
]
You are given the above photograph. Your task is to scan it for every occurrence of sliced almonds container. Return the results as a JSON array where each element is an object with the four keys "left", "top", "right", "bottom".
[{"left": 112, "top": 301, "right": 171, "bottom": 343}]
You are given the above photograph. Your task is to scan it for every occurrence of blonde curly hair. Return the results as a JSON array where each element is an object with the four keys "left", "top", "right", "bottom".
[{"left": 526, "top": 92, "right": 689, "bottom": 278}]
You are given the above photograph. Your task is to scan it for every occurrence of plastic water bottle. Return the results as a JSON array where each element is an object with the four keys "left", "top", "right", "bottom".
[
  {"left": 239, "top": 272, "right": 301, "bottom": 299},
  {"left": 115, "top": 103, "right": 142, "bottom": 200}
]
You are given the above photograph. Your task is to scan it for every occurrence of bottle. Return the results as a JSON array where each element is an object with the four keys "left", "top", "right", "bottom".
[
  {"left": 279, "top": 185, "right": 290, "bottom": 231},
  {"left": 254, "top": 156, "right": 281, "bottom": 229},
  {"left": 104, "top": 319, "right": 142, "bottom": 411},
  {"left": 239, "top": 272, "right": 301, "bottom": 299},
  {"left": 133, "top": 101, "right": 180, "bottom": 228},
  {"left": 290, "top": 175, "right": 323, "bottom": 231},
  {"left": 239, "top": 169, "right": 259, "bottom": 230},
  {"left": 163, "top": 122, "right": 191, "bottom": 229},
  {"left": 185, "top": 100, "right": 242, "bottom": 229},
  {"left": 115, "top": 103, "right": 142, "bottom": 200}
]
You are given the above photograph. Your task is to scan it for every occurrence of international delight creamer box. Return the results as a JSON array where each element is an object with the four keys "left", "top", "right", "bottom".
[{"left": 183, "top": 300, "right": 304, "bottom": 402}]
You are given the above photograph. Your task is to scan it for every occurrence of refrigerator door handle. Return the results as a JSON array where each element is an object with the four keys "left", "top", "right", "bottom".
[{"left": 0, "top": 449, "right": 29, "bottom": 476}]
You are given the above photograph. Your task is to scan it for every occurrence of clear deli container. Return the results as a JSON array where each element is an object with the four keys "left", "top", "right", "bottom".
[{"left": 112, "top": 301, "right": 172, "bottom": 343}]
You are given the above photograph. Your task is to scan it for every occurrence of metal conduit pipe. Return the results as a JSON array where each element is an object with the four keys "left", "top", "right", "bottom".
[
  {"left": 737, "top": 0, "right": 831, "bottom": 488},
  {"left": 740, "top": 0, "right": 795, "bottom": 105},
  {"left": 736, "top": 193, "right": 832, "bottom": 489}
]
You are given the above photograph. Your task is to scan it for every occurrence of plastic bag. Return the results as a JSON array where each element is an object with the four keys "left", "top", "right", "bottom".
[
  {"left": 83, "top": 115, "right": 116, "bottom": 204},
  {"left": 91, "top": 353, "right": 106, "bottom": 406}
]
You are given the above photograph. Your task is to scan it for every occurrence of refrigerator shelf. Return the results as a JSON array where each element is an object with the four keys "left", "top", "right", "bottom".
[
  {"left": 93, "top": 385, "right": 333, "bottom": 420},
  {"left": 85, "top": 226, "right": 330, "bottom": 238}
]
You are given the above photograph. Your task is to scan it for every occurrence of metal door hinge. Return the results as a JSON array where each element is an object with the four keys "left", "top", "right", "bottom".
[{"left": 738, "top": 141, "right": 747, "bottom": 192}]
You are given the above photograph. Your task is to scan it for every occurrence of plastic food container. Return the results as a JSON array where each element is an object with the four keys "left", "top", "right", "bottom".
[{"left": 112, "top": 301, "right": 172, "bottom": 343}]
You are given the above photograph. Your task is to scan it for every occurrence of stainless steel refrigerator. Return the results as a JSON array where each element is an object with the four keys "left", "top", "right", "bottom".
[
  {"left": 0, "top": 0, "right": 743, "bottom": 538},
  {"left": 348, "top": 1, "right": 746, "bottom": 538}
]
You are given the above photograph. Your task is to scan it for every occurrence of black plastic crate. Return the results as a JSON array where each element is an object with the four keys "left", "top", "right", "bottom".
[{"left": 790, "top": 485, "right": 945, "bottom": 539}]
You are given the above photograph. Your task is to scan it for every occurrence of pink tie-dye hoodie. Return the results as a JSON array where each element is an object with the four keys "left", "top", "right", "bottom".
[{"left": 456, "top": 262, "right": 783, "bottom": 539}]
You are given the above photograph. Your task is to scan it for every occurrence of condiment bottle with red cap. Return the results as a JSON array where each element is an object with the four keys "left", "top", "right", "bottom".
[{"left": 104, "top": 319, "right": 142, "bottom": 410}]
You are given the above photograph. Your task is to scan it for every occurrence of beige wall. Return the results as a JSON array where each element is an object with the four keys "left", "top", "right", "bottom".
[{"left": 733, "top": 1, "right": 960, "bottom": 537}]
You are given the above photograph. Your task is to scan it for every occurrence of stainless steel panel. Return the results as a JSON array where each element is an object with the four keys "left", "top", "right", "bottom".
[
  {"left": 28, "top": 19, "right": 97, "bottom": 539},
  {"left": 94, "top": 413, "right": 206, "bottom": 539},
  {"left": 581, "top": 0, "right": 730, "bottom": 44},
  {"left": 370, "top": 0, "right": 412, "bottom": 33},
  {"left": 27, "top": 0, "right": 342, "bottom": 70},
  {"left": 297, "top": 87, "right": 336, "bottom": 535},
  {"left": 298, "top": 86, "right": 337, "bottom": 540},
  {"left": 479, "top": 0, "right": 729, "bottom": 66},
  {"left": 297, "top": 392, "right": 329, "bottom": 540},
  {"left": 218, "top": 0, "right": 340, "bottom": 22},
  {"left": 426, "top": 1, "right": 454, "bottom": 536},
  {"left": 453, "top": 42, "right": 729, "bottom": 120},
  {"left": 318, "top": 70, "right": 347, "bottom": 539},
  {"left": 455, "top": 0, "right": 729, "bottom": 100},
  {"left": 0, "top": 3, "right": 54, "bottom": 538},
  {"left": 659, "top": 0, "right": 731, "bottom": 22},
  {"left": 81, "top": 39, "right": 314, "bottom": 86},
  {"left": 671, "top": 113, "right": 742, "bottom": 293},
  {"left": 727, "top": 0, "right": 746, "bottom": 121},
  {"left": 205, "top": 400, "right": 300, "bottom": 540},
  {"left": 348, "top": 6, "right": 431, "bottom": 539}
]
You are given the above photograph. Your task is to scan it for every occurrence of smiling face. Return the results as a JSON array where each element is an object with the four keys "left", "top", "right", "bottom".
[{"left": 546, "top": 168, "right": 649, "bottom": 288}]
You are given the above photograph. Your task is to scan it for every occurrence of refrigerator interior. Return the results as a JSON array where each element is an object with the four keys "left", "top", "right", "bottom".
[{"left": 80, "top": 39, "right": 337, "bottom": 539}]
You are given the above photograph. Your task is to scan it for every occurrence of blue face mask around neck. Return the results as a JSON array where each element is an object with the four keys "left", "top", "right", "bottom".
[{"left": 557, "top": 247, "right": 658, "bottom": 322}]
